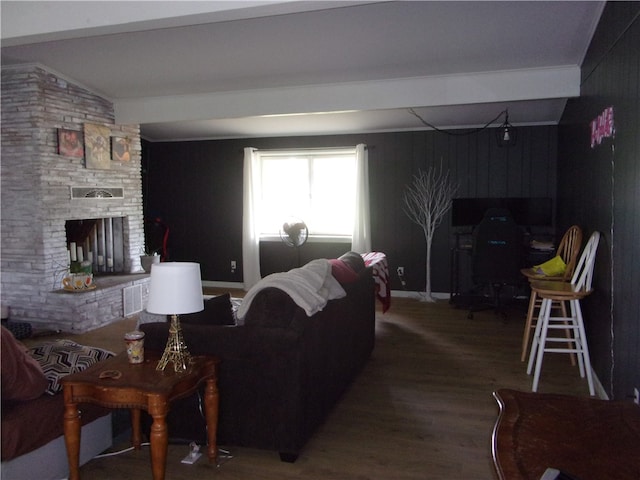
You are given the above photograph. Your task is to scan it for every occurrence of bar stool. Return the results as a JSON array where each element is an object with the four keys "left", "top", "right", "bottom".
[
  {"left": 520, "top": 225, "right": 582, "bottom": 361},
  {"left": 527, "top": 231, "right": 600, "bottom": 395}
]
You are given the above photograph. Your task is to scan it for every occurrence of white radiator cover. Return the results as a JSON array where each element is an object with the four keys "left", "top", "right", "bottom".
[{"left": 123, "top": 284, "right": 143, "bottom": 316}]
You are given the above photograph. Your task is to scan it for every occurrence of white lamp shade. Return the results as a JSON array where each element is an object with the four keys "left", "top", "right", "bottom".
[{"left": 146, "top": 262, "right": 204, "bottom": 315}]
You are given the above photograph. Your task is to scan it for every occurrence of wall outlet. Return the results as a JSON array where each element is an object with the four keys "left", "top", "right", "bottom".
[
  {"left": 231, "top": 260, "right": 237, "bottom": 272},
  {"left": 397, "top": 266, "right": 404, "bottom": 276},
  {"left": 634, "top": 387, "right": 639, "bottom": 405}
]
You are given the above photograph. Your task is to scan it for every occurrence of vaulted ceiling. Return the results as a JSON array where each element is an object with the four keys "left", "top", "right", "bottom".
[{"left": 1, "top": 1, "right": 605, "bottom": 141}]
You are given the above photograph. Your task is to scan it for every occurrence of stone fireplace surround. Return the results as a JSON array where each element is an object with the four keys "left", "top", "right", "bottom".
[{"left": 1, "top": 65, "right": 149, "bottom": 333}]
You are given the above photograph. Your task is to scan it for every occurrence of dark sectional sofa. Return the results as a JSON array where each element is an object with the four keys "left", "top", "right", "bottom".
[
  {"left": 141, "top": 253, "right": 375, "bottom": 462},
  {"left": 1, "top": 328, "right": 113, "bottom": 479}
]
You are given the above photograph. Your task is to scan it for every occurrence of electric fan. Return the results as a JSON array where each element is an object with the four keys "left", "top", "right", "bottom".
[{"left": 279, "top": 219, "right": 308, "bottom": 248}]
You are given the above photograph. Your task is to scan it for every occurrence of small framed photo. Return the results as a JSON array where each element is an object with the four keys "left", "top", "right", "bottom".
[
  {"left": 58, "top": 128, "right": 84, "bottom": 158},
  {"left": 111, "top": 136, "right": 131, "bottom": 162}
]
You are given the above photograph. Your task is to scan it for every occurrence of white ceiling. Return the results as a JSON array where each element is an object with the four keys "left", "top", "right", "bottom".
[{"left": 1, "top": 1, "right": 605, "bottom": 141}]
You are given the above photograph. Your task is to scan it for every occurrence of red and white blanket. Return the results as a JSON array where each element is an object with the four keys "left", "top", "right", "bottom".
[{"left": 361, "top": 252, "right": 390, "bottom": 312}]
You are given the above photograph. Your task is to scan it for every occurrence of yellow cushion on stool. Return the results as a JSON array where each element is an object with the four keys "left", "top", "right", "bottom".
[{"left": 534, "top": 255, "right": 567, "bottom": 276}]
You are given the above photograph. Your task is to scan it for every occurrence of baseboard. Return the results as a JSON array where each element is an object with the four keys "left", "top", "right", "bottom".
[
  {"left": 202, "top": 281, "right": 245, "bottom": 290},
  {"left": 592, "top": 370, "right": 609, "bottom": 400},
  {"left": 391, "top": 290, "right": 450, "bottom": 300}
]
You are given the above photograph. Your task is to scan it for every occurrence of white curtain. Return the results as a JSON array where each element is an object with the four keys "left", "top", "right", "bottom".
[
  {"left": 242, "top": 147, "right": 262, "bottom": 290},
  {"left": 351, "top": 143, "right": 372, "bottom": 253}
]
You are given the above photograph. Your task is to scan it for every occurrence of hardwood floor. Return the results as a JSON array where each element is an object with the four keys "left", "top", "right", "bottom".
[{"left": 43, "top": 295, "right": 593, "bottom": 479}]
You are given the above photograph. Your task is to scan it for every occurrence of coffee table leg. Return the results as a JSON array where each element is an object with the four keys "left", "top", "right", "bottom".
[
  {"left": 204, "top": 376, "right": 220, "bottom": 462},
  {"left": 63, "top": 390, "right": 81, "bottom": 480},
  {"left": 148, "top": 397, "right": 169, "bottom": 480}
]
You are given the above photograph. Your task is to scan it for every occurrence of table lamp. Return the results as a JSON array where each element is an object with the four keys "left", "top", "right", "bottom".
[{"left": 146, "top": 262, "right": 204, "bottom": 372}]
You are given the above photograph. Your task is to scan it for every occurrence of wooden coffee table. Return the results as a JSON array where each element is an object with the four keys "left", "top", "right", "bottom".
[
  {"left": 492, "top": 389, "right": 640, "bottom": 480},
  {"left": 61, "top": 351, "right": 220, "bottom": 480}
]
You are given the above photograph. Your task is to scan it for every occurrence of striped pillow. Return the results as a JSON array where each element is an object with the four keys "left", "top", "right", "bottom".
[{"left": 29, "top": 340, "right": 114, "bottom": 395}]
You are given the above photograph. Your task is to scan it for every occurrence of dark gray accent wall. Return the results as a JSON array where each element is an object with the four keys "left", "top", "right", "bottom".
[
  {"left": 558, "top": 1, "right": 640, "bottom": 400},
  {"left": 143, "top": 125, "right": 557, "bottom": 292}
]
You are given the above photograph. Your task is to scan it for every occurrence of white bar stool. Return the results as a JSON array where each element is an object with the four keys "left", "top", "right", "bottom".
[
  {"left": 526, "top": 231, "right": 601, "bottom": 395},
  {"left": 520, "top": 225, "right": 582, "bottom": 362}
]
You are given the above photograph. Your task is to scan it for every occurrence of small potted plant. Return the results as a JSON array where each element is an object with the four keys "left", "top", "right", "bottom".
[{"left": 140, "top": 249, "right": 160, "bottom": 273}]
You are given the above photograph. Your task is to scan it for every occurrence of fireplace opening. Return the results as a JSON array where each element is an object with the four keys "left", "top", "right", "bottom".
[{"left": 65, "top": 218, "right": 126, "bottom": 275}]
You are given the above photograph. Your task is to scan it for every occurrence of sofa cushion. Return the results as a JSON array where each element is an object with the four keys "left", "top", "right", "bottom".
[
  {"left": 29, "top": 340, "right": 114, "bottom": 395},
  {"left": 338, "top": 251, "right": 366, "bottom": 273},
  {"left": 1, "top": 326, "right": 48, "bottom": 402},
  {"left": 1, "top": 389, "right": 110, "bottom": 462},
  {"left": 181, "top": 293, "right": 235, "bottom": 326},
  {"left": 329, "top": 258, "right": 360, "bottom": 284}
]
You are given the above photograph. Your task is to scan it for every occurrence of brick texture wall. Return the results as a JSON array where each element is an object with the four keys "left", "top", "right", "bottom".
[{"left": 1, "top": 65, "right": 148, "bottom": 332}]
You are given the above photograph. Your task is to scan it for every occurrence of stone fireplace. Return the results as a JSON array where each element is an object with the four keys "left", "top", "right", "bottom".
[{"left": 1, "top": 65, "right": 149, "bottom": 333}]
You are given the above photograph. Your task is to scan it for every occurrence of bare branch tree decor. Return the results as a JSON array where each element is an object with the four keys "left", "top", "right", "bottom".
[{"left": 403, "top": 164, "right": 458, "bottom": 302}]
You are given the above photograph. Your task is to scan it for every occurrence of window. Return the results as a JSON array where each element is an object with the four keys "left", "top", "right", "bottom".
[
  {"left": 257, "top": 148, "right": 356, "bottom": 240},
  {"left": 243, "top": 144, "right": 369, "bottom": 288}
]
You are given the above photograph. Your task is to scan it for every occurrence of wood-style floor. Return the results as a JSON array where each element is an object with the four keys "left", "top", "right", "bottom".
[{"left": 42, "top": 294, "right": 593, "bottom": 479}]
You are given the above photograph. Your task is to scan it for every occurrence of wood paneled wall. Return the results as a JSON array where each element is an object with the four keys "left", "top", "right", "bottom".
[
  {"left": 143, "top": 124, "right": 557, "bottom": 292},
  {"left": 558, "top": 2, "right": 640, "bottom": 400}
]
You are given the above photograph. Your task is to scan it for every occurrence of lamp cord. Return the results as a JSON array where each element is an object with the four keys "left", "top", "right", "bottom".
[{"left": 408, "top": 108, "right": 508, "bottom": 136}]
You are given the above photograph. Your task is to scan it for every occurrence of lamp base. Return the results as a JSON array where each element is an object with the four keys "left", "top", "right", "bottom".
[{"left": 157, "top": 314, "right": 191, "bottom": 372}]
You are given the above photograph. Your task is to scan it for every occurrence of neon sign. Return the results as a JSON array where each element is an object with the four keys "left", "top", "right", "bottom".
[{"left": 590, "top": 106, "right": 615, "bottom": 149}]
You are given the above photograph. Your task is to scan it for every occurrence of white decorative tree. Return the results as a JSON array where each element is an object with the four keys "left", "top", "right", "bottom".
[{"left": 403, "top": 164, "right": 458, "bottom": 302}]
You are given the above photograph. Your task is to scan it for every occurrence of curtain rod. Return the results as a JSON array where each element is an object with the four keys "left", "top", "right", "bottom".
[{"left": 239, "top": 145, "right": 373, "bottom": 153}]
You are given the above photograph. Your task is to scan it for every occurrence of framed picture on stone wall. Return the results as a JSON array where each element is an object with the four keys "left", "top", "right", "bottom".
[
  {"left": 84, "top": 123, "right": 111, "bottom": 169},
  {"left": 111, "top": 136, "right": 131, "bottom": 162},
  {"left": 57, "top": 128, "right": 84, "bottom": 158}
]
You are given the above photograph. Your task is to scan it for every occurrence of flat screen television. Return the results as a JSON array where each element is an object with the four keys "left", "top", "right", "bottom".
[{"left": 451, "top": 197, "right": 553, "bottom": 227}]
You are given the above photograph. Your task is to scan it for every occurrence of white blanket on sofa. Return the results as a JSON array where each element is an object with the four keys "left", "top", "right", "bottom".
[{"left": 237, "top": 259, "right": 346, "bottom": 320}]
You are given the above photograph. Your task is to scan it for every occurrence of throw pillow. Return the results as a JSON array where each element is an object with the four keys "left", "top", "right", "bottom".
[
  {"left": 29, "top": 340, "right": 114, "bottom": 395},
  {"left": 338, "top": 251, "right": 366, "bottom": 273},
  {"left": 329, "top": 258, "right": 359, "bottom": 284},
  {"left": 181, "top": 293, "right": 235, "bottom": 326},
  {"left": 1, "top": 326, "right": 48, "bottom": 401}
]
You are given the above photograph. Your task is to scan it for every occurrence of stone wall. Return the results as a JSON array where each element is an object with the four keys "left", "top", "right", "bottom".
[{"left": 1, "top": 64, "right": 148, "bottom": 332}]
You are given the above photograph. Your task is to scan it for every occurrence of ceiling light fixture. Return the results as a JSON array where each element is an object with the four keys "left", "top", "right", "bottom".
[
  {"left": 408, "top": 108, "right": 517, "bottom": 148},
  {"left": 496, "top": 110, "right": 517, "bottom": 148}
]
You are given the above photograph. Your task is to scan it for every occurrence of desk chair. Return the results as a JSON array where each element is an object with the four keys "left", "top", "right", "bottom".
[
  {"left": 520, "top": 225, "right": 582, "bottom": 361},
  {"left": 467, "top": 208, "right": 523, "bottom": 319},
  {"left": 527, "top": 231, "right": 600, "bottom": 395}
]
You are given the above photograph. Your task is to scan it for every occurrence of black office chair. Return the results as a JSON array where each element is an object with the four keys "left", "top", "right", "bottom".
[{"left": 467, "top": 208, "right": 523, "bottom": 319}]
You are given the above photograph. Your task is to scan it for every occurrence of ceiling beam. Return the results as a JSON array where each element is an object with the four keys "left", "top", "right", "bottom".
[{"left": 115, "top": 66, "right": 580, "bottom": 125}]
